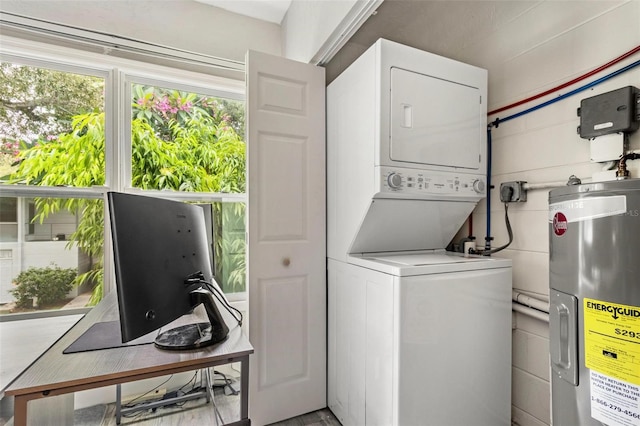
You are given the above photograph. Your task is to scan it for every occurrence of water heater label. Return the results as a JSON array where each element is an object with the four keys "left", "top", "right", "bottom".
[
  {"left": 552, "top": 212, "right": 567, "bottom": 236},
  {"left": 586, "top": 298, "right": 640, "bottom": 426},
  {"left": 590, "top": 371, "right": 640, "bottom": 426},
  {"left": 584, "top": 298, "right": 640, "bottom": 386},
  {"left": 549, "top": 196, "right": 627, "bottom": 230}
]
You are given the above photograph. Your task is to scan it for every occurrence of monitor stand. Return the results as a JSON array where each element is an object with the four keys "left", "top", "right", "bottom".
[{"left": 154, "top": 287, "right": 229, "bottom": 350}]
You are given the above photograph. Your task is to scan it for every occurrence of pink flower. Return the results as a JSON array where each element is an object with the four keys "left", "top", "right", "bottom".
[
  {"left": 178, "top": 101, "right": 193, "bottom": 112},
  {"left": 155, "top": 97, "right": 172, "bottom": 113}
]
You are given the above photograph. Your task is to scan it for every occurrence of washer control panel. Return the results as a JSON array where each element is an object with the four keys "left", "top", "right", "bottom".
[{"left": 380, "top": 167, "right": 486, "bottom": 197}]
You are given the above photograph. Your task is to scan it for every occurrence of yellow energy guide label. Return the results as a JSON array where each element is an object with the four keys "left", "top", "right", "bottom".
[
  {"left": 586, "top": 299, "right": 640, "bottom": 426},
  {"left": 584, "top": 298, "right": 640, "bottom": 386}
]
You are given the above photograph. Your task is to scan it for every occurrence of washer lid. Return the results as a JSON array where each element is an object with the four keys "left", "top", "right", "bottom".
[
  {"left": 349, "top": 251, "right": 512, "bottom": 276},
  {"left": 348, "top": 198, "right": 475, "bottom": 254},
  {"left": 369, "top": 253, "right": 485, "bottom": 265}
]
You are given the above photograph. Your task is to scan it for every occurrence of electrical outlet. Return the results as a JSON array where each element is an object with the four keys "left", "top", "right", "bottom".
[{"left": 500, "top": 181, "right": 527, "bottom": 202}]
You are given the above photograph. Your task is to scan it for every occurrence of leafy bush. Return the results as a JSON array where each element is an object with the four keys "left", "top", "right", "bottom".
[
  {"left": 10, "top": 86, "right": 247, "bottom": 305},
  {"left": 10, "top": 265, "right": 77, "bottom": 308}
]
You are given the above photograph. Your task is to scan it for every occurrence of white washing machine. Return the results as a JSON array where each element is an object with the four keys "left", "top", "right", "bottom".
[
  {"left": 328, "top": 253, "right": 512, "bottom": 426},
  {"left": 327, "top": 39, "right": 512, "bottom": 425}
]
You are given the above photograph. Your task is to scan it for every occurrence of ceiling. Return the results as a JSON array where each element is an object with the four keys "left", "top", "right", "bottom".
[
  {"left": 194, "top": 0, "right": 292, "bottom": 24},
  {"left": 324, "top": 0, "right": 542, "bottom": 82}
]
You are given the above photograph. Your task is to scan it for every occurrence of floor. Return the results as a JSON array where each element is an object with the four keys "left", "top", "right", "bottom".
[
  {"left": 268, "top": 409, "right": 340, "bottom": 426},
  {"left": 70, "top": 374, "right": 340, "bottom": 426},
  {"left": 74, "top": 402, "right": 340, "bottom": 426}
]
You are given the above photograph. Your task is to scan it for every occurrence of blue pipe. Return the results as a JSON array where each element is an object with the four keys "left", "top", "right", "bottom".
[
  {"left": 483, "top": 58, "right": 640, "bottom": 251},
  {"left": 485, "top": 126, "right": 492, "bottom": 251},
  {"left": 491, "top": 59, "right": 640, "bottom": 127}
]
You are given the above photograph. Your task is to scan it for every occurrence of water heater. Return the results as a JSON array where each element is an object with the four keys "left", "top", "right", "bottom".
[{"left": 549, "top": 179, "right": 640, "bottom": 426}]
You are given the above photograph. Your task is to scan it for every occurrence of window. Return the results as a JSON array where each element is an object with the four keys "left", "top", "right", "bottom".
[
  {"left": 0, "top": 58, "right": 108, "bottom": 313},
  {"left": 126, "top": 78, "right": 246, "bottom": 294},
  {"left": 0, "top": 43, "right": 246, "bottom": 321},
  {"left": 0, "top": 197, "right": 18, "bottom": 242},
  {"left": 0, "top": 61, "right": 106, "bottom": 185}
]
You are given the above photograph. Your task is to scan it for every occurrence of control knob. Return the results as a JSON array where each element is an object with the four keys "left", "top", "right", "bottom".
[
  {"left": 472, "top": 179, "right": 486, "bottom": 194},
  {"left": 387, "top": 173, "right": 402, "bottom": 189}
]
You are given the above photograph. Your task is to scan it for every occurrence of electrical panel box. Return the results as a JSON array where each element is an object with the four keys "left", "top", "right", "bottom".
[
  {"left": 577, "top": 86, "right": 640, "bottom": 139},
  {"left": 500, "top": 181, "right": 527, "bottom": 202}
]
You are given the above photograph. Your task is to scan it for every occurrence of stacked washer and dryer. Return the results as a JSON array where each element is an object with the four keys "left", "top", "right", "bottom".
[{"left": 326, "top": 39, "right": 512, "bottom": 426}]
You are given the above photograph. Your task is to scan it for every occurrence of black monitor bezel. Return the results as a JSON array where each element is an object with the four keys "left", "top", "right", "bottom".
[{"left": 107, "top": 192, "right": 225, "bottom": 346}]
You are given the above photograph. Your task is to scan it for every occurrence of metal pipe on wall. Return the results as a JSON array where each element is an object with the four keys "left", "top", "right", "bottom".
[
  {"left": 512, "top": 290, "right": 549, "bottom": 322},
  {"left": 523, "top": 182, "right": 570, "bottom": 191},
  {"left": 512, "top": 290, "right": 549, "bottom": 313},
  {"left": 512, "top": 302, "right": 549, "bottom": 323}
]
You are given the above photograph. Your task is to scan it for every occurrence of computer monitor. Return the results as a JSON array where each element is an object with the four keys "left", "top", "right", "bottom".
[{"left": 107, "top": 192, "right": 229, "bottom": 350}]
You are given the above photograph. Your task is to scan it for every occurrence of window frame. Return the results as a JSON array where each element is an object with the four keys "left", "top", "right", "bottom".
[{"left": 0, "top": 36, "right": 247, "bottom": 319}]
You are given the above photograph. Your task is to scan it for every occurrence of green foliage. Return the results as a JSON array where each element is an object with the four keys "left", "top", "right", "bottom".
[
  {"left": 132, "top": 85, "right": 245, "bottom": 141},
  {"left": 10, "top": 93, "right": 247, "bottom": 303},
  {"left": 0, "top": 63, "right": 104, "bottom": 144},
  {"left": 213, "top": 202, "right": 246, "bottom": 293},
  {"left": 12, "top": 113, "right": 106, "bottom": 187},
  {"left": 10, "top": 265, "right": 77, "bottom": 308},
  {"left": 10, "top": 113, "right": 107, "bottom": 306}
]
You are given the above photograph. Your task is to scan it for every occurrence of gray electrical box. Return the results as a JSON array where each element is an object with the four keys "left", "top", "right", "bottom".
[{"left": 577, "top": 86, "right": 640, "bottom": 139}]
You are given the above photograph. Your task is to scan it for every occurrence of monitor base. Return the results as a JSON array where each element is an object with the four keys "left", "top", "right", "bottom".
[{"left": 154, "top": 322, "right": 227, "bottom": 350}]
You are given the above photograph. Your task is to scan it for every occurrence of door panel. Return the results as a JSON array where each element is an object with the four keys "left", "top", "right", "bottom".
[
  {"left": 257, "top": 133, "right": 307, "bottom": 241},
  {"left": 246, "top": 50, "right": 326, "bottom": 425},
  {"left": 390, "top": 67, "right": 482, "bottom": 169},
  {"left": 258, "top": 275, "right": 308, "bottom": 388}
]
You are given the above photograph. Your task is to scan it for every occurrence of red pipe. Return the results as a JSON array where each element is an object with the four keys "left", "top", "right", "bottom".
[{"left": 488, "top": 45, "right": 640, "bottom": 116}]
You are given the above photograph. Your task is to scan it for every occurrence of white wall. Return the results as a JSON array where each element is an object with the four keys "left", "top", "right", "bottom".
[
  {"left": 1, "top": 0, "right": 381, "bottom": 69},
  {"left": 466, "top": 3, "right": 640, "bottom": 425},
  {"left": 0, "top": 0, "right": 282, "bottom": 65},
  {"left": 282, "top": 0, "right": 380, "bottom": 64}
]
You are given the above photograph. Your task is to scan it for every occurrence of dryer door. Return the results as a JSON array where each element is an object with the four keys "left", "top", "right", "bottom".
[{"left": 390, "top": 67, "right": 483, "bottom": 170}]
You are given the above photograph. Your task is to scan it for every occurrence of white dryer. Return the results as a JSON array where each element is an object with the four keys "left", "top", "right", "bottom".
[{"left": 326, "top": 39, "right": 512, "bottom": 426}]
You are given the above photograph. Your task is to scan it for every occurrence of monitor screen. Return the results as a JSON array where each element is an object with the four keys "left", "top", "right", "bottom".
[{"left": 107, "top": 192, "right": 230, "bottom": 350}]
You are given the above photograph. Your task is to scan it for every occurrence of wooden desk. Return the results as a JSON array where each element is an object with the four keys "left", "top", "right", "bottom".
[{"left": 4, "top": 292, "right": 253, "bottom": 426}]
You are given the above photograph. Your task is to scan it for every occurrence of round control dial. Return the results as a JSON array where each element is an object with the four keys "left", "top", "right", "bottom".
[
  {"left": 387, "top": 173, "right": 402, "bottom": 189},
  {"left": 473, "top": 179, "right": 486, "bottom": 193}
]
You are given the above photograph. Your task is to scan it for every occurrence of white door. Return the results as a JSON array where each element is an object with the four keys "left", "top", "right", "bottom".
[
  {"left": 246, "top": 50, "right": 326, "bottom": 425},
  {"left": 390, "top": 67, "right": 483, "bottom": 169}
]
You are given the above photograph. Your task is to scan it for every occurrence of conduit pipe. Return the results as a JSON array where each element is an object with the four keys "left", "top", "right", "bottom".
[
  {"left": 521, "top": 175, "right": 583, "bottom": 191},
  {"left": 522, "top": 182, "right": 567, "bottom": 191},
  {"left": 512, "top": 290, "right": 549, "bottom": 313},
  {"left": 512, "top": 290, "right": 549, "bottom": 323},
  {"left": 512, "top": 303, "right": 549, "bottom": 323}
]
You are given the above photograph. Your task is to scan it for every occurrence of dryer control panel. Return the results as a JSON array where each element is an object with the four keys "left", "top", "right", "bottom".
[{"left": 379, "top": 167, "right": 486, "bottom": 199}]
